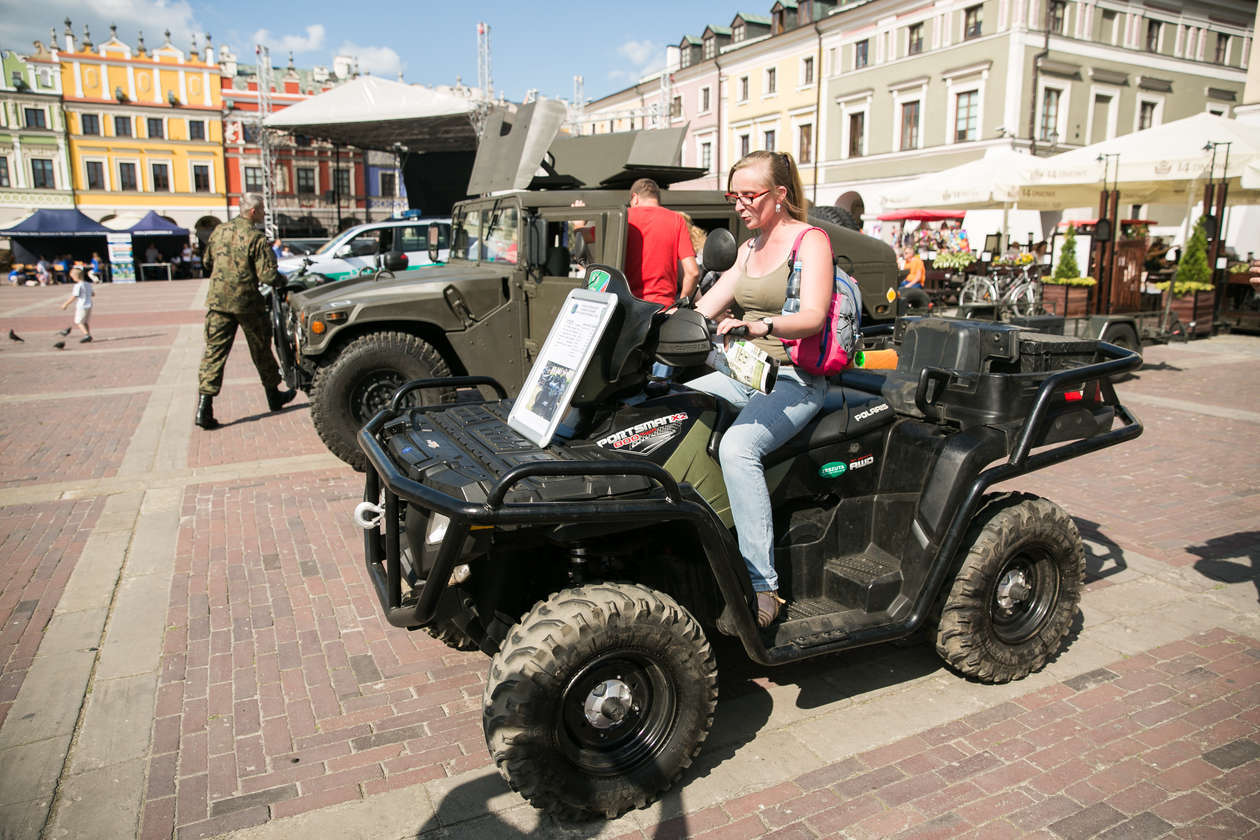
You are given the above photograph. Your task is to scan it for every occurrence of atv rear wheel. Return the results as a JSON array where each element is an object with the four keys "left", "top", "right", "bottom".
[
  {"left": 310, "top": 331, "right": 451, "bottom": 471},
  {"left": 484, "top": 583, "right": 717, "bottom": 820},
  {"left": 936, "top": 494, "right": 1084, "bottom": 683}
]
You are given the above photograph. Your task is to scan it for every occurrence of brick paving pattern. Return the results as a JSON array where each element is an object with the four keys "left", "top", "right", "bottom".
[
  {"left": 0, "top": 395, "right": 150, "bottom": 487},
  {"left": 0, "top": 497, "right": 103, "bottom": 729},
  {"left": 0, "top": 348, "right": 170, "bottom": 394}
]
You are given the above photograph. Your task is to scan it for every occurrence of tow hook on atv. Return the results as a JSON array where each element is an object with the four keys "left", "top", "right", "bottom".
[{"left": 353, "top": 501, "right": 384, "bottom": 529}]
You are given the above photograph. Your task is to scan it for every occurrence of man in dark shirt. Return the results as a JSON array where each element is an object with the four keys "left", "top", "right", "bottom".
[
  {"left": 625, "top": 178, "right": 699, "bottom": 306},
  {"left": 195, "top": 193, "right": 295, "bottom": 429}
]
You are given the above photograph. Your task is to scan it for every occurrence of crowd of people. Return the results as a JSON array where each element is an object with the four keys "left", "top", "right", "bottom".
[{"left": 8, "top": 252, "right": 109, "bottom": 286}]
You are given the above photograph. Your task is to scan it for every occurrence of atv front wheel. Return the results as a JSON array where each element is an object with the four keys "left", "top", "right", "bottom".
[
  {"left": 484, "top": 583, "right": 718, "bottom": 819},
  {"left": 309, "top": 331, "right": 451, "bottom": 471},
  {"left": 935, "top": 494, "right": 1084, "bottom": 683}
]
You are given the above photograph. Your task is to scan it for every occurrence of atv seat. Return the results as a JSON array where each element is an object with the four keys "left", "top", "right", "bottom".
[{"left": 773, "top": 386, "right": 894, "bottom": 462}]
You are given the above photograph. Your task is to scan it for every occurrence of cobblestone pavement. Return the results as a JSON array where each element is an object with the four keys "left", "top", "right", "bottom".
[{"left": 0, "top": 282, "right": 1257, "bottom": 840}]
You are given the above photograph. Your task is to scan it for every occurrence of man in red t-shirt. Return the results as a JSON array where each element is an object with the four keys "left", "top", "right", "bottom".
[{"left": 625, "top": 178, "right": 699, "bottom": 306}]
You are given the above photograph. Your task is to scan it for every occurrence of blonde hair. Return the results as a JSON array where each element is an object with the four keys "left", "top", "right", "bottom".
[{"left": 727, "top": 150, "right": 808, "bottom": 222}]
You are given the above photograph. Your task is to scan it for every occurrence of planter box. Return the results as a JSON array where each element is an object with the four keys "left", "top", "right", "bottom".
[
  {"left": 1042, "top": 284, "right": 1091, "bottom": 317},
  {"left": 1162, "top": 289, "right": 1215, "bottom": 336}
]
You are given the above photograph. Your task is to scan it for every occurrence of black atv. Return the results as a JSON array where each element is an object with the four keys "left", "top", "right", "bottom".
[{"left": 354, "top": 238, "right": 1142, "bottom": 819}]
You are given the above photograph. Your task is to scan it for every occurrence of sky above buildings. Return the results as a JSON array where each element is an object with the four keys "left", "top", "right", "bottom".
[{"left": 0, "top": 0, "right": 741, "bottom": 102}]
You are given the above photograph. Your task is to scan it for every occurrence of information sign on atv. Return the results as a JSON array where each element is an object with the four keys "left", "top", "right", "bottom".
[{"left": 353, "top": 208, "right": 1142, "bottom": 820}]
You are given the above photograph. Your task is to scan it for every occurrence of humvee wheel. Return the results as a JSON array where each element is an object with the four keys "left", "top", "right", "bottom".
[
  {"left": 936, "top": 494, "right": 1084, "bottom": 684},
  {"left": 484, "top": 583, "right": 717, "bottom": 820},
  {"left": 310, "top": 331, "right": 450, "bottom": 471}
]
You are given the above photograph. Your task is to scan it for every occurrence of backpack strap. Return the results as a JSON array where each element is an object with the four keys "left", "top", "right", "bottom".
[{"left": 787, "top": 225, "right": 828, "bottom": 266}]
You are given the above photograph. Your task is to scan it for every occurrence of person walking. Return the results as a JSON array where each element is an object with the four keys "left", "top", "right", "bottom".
[
  {"left": 57, "top": 266, "right": 94, "bottom": 343},
  {"left": 624, "top": 178, "right": 700, "bottom": 306},
  {"left": 195, "top": 193, "right": 295, "bottom": 429}
]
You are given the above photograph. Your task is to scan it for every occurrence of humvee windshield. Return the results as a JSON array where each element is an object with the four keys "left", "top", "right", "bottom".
[{"left": 451, "top": 202, "right": 519, "bottom": 264}]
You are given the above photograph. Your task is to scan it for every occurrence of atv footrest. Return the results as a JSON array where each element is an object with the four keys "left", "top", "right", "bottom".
[{"left": 824, "top": 549, "right": 902, "bottom": 612}]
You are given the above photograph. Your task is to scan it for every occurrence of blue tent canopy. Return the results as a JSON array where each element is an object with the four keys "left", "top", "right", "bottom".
[
  {"left": 0, "top": 208, "right": 111, "bottom": 236},
  {"left": 127, "top": 210, "right": 189, "bottom": 237}
]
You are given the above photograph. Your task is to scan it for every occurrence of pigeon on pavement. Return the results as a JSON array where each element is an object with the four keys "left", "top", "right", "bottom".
[
  {"left": 53, "top": 341, "right": 65, "bottom": 350},
  {"left": 58, "top": 327, "right": 71, "bottom": 336},
  {"left": 9, "top": 329, "right": 23, "bottom": 342}
]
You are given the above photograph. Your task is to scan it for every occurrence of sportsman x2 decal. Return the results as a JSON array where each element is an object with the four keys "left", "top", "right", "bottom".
[{"left": 597, "top": 413, "right": 689, "bottom": 455}]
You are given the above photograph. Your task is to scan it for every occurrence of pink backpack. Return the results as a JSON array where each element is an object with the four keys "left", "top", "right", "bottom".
[{"left": 778, "top": 226, "right": 863, "bottom": 376}]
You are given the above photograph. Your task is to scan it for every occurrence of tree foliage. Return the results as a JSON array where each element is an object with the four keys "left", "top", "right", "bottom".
[{"left": 1053, "top": 225, "right": 1081, "bottom": 280}]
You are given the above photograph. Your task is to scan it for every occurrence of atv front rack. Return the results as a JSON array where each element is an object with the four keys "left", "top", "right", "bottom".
[{"left": 357, "top": 377, "right": 736, "bottom": 629}]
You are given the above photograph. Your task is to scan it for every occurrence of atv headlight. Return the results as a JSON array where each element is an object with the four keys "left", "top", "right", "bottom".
[{"left": 426, "top": 513, "right": 450, "bottom": 545}]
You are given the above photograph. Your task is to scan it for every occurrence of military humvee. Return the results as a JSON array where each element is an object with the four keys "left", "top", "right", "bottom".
[{"left": 275, "top": 100, "right": 900, "bottom": 471}]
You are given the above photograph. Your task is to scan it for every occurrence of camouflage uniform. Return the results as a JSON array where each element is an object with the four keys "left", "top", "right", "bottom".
[{"left": 197, "top": 215, "right": 284, "bottom": 396}]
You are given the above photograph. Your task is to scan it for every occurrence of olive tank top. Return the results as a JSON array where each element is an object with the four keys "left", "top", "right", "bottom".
[{"left": 733, "top": 242, "right": 791, "bottom": 363}]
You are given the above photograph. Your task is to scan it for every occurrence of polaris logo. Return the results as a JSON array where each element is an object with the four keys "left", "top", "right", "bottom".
[
  {"left": 849, "top": 455, "right": 874, "bottom": 470},
  {"left": 853, "top": 403, "right": 888, "bottom": 422}
]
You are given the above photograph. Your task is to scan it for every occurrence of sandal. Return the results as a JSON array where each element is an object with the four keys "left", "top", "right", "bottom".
[{"left": 755, "top": 591, "right": 785, "bottom": 628}]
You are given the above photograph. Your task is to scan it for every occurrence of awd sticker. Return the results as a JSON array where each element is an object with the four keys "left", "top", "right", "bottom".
[
  {"left": 819, "top": 461, "right": 848, "bottom": 478},
  {"left": 587, "top": 269, "right": 611, "bottom": 292},
  {"left": 849, "top": 455, "right": 875, "bottom": 470}
]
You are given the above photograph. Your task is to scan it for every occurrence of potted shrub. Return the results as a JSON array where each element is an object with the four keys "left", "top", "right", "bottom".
[
  {"left": 1042, "top": 225, "right": 1096, "bottom": 317},
  {"left": 1153, "top": 217, "right": 1215, "bottom": 335}
]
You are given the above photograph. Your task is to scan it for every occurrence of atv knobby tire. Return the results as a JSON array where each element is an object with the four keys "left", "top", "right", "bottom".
[
  {"left": 936, "top": 494, "right": 1084, "bottom": 683},
  {"left": 310, "top": 331, "right": 450, "bottom": 471},
  {"left": 484, "top": 583, "right": 718, "bottom": 820}
]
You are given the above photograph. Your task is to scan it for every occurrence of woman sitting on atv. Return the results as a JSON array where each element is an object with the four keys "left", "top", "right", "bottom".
[{"left": 693, "top": 151, "right": 835, "bottom": 627}]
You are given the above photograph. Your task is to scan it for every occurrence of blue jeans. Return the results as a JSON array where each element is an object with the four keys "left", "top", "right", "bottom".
[{"left": 687, "top": 366, "right": 827, "bottom": 592}]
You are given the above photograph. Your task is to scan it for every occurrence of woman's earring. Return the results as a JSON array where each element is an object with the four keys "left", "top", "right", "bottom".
[{"left": 775, "top": 202, "right": 782, "bottom": 213}]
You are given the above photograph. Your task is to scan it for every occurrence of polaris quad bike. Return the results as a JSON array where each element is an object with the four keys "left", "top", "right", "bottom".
[{"left": 354, "top": 235, "right": 1143, "bottom": 820}]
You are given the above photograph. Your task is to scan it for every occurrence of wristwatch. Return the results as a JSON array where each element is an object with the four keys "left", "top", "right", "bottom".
[{"left": 760, "top": 316, "right": 775, "bottom": 336}]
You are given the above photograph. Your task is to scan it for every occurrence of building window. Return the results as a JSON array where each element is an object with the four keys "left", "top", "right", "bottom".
[
  {"left": 763, "top": 129, "right": 776, "bottom": 152},
  {"left": 335, "top": 168, "right": 350, "bottom": 197},
  {"left": 739, "top": 134, "right": 750, "bottom": 158},
  {"left": 118, "top": 162, "right": 137, "bottom": 191},
  {"left": 296, "top": 167, "right": 316, "bottom": 194},
  {"left": 798, "top": 123, "right": 812, "bottom": 165},
  {"left": 1145, "top": 20, "right": 1161, "bottom": 52},
  {"left": 955, "top": 90, "right": 978, "bottom": 142},
  {"left": 147, "top": 117, "right": 164, "bottom": 139},
  {"left": 908, "top": 23, "right": 924, "bottom": 55},
  {"left": 700, "top": 141, "right": 712, "bottom": 172},
  {"left": 854, "top": 39, "right": 869, "bottom": 69},
  {"left": 81, "top": 113, "right": 100, "bottom": 135},
  {"left": 799, "top": 1, "right": 813, "bottom": 24},
  {"left": 681, "top": 49, "right": 692, "bottom": 69},
  {"left": 739, "top": 76, "right": 749, "bottom": 102},
  {"left": 114, "top": 116, "right": 132, "bottom": 137},
  {"left": 765, "top": 67, "right": 777, "bottom": 95},
  {"left": 1215, "top": 34, "right": 1229, "bottom": 64},
  {"left": 733, "top": 22, "right": 746, "bottom": 42},
  {"left": 151, "top": 162, "right": 170, "bottom": 191},
  {"left": 802, "top": 56, "right": 814, "bottom": 86},
  {"left": 24, "top": 108, "right": 47, "bottom": 129},
  {"left": 379, "top": 172, "right": 396, "bottom": 197},
  {"left": 1048, "top": 1, "right": 1066, "bottom": 33},
  {"left": 670, "top": 96, "right": 682, "bottom": 118},
  {"left": 773, "top": 9, "right": 785, "bottom": 33},
  {"left": 188, "top": 120, "right": 205, "bottom": 140},
  {"left": 700, "top": 86, "right": 711, "bottom": 112},
  {"left": 1138, "top": 100, "right": 1157, "bottom": 131},
  {"left": 86, "top": 160, "right": 105, "bottom": 190},
  {"left": 31, "top": 159, "right": 54, "bottom": 188},
  {"left": 703, "top": 36, "right": 715, "bottom": 60},
  {"left": 900, "top": 101, "right": 921, "bottom": 150},
  {"left": 1039, "top": 88, "right": 1061, "bottom": 141},
  {"left": 193, "top": 164, "right": 210, "bottom": 192},
  {"left": 0, "top": 157, "right": 10, "bottom": 188},
  {"left": 244, "top": 166, "right": 263, "bottom": 193},
  {"left": 964, "top": 5, "right": 983, "bottom": 39},
  {"left": 848, "top": 112, "right": 865, "bottom": 157}
]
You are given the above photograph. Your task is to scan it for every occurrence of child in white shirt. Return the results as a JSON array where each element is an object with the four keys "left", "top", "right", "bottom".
[{"left": 59, "top": 267, "right": 94, "bottom": 343}]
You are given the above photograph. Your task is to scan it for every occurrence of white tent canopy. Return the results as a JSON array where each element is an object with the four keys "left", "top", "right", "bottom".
[
  {"left": 882, "top": 146, "right": 1048, "bottom": 210},
  {"left": 1018, "top": 113, "right": 1260, "bottom": 208},
  {"left": 263, "top": 76, "right": 478, "bottom": 152}
]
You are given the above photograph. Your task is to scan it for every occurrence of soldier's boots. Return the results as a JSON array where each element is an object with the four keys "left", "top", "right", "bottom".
[
  {"left": 195, "top": 395, "right": 220, "bottom": 430},
  {"left": 266, "top": 386, "right": 297, "bottom": 412}
]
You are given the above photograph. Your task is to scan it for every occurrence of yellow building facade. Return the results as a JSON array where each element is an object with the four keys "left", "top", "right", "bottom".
[{"left": 58, "top": 27, "right": 226, "bottom": 230}]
